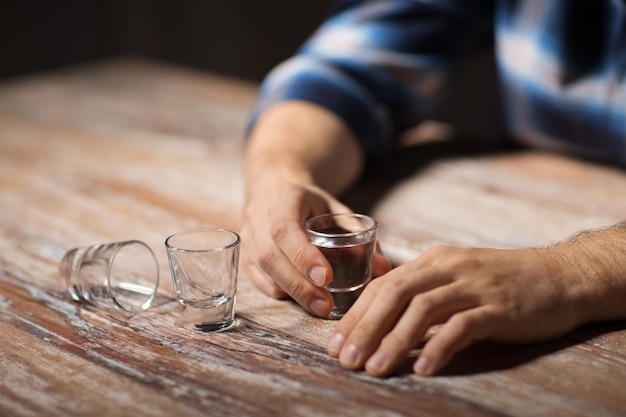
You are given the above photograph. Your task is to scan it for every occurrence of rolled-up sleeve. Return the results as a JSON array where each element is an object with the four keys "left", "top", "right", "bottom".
[{"left": 247, "top": 0, "right": 494, "bottom": 159}]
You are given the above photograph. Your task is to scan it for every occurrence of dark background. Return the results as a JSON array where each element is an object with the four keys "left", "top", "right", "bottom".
[
  {"left": 0, "top": 0, "right": 500, "bottom": 137},
  {"left": 0, "top": 0, "right": 334, "bottom": 82}
]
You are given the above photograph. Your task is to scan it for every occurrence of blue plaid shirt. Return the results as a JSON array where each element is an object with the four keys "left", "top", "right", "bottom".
[{"left": 249, "top": 0, "right": 626, "bottom": 165}]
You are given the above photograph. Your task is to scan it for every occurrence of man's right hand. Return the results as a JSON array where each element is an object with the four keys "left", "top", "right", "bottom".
[
  {"left": 240, "top": 182, "right": 343, "bottom": 316},
  {"left": 241, "top": 102, "right": 388, "bottom": 316}
]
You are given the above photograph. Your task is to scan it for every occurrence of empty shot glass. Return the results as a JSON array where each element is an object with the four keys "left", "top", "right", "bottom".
[
  {"left": 59, "top": 240, "right": 160, "bottom": 317},
  {"left": 305, "top": 213, "right": 378, "bottom": 319},
  {"left": 165, "top": 228, "right": 240, "bottom": 332}
]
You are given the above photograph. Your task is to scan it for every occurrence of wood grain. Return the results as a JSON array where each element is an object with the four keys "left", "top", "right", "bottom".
[{"left": 1, "top": 59, "right": 626, "bottom": 417}]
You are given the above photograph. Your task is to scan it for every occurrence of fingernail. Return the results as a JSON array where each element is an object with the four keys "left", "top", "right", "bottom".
[
  {"left": 340, "top": 343, "right": 359, "bottom": 367},
  {"left": 366, "top": 351, "right": 388, "bottom": 372},
  {"left": 309, "top": 298, "right": 328, "bottom": 317},
  {"left": 414, "top": 356, "right": 431, "bottom": 375},
  {"left": 328, "top": 332, "right": 345, "bottom": 355},
  {"left": 309, "top": 266, "right": 326, "bottom": 286}
]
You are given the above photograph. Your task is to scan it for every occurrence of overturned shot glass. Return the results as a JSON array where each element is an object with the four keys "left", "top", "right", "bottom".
[
  {"left": 59, "top": 240, "right": 160, "bottom": 317},
  {"left": 305, "top": 213, "right": 378, "bottom": 319},
  {"left": 165, "top": 228, "right": 240, "bottom": 332}
]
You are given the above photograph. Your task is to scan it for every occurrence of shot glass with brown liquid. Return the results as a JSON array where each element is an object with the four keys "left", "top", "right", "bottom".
[{"left": 305, "top": 213, "right": 378, "bottom": 319}]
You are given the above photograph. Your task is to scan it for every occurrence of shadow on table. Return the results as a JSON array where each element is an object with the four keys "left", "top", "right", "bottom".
[
  {"left": 391, "top": 320, "right": 626, "bottom": 377},
  {"left": 340, "top": 132, "right": 519, "bottom": 214}
]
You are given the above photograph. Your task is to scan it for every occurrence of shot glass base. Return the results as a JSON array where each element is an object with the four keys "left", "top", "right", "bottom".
[
  {"left": 182, "top": 319, "right": 236, "bottom": 333},
  {"left": 326, "top": 287, "right": 364, "bottom": 320},
  {"left": 326, "top": 311, "right": 346, "bottom": 320},
  {"left": 178, "top": 297, "right": 236, "bottom": 333}
]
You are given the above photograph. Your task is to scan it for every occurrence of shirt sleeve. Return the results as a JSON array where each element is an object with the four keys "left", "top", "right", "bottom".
[{"left": 247, "top": 0, "right": 494, "bottom": 159}]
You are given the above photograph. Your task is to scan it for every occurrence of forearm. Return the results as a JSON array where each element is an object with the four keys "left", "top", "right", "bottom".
[
  {"left": 245, "top": 101, "right": 365, "bottom": 201},
  {"left": 552, "top": 221, "right": 626, "bottom": 324}
]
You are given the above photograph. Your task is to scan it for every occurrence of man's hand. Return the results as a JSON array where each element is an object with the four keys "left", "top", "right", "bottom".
[
  {"left": 241, "top": 182, "right": 343, "bottom": 317},
  {"left": 242, "top": 101, "right": 393, "bottom": 316},
  {"left": 327, "top": 231, "right": 626, "bottom": 376},
  {"left": 241, "top": 181, "right": 391, "bottom": 316}
]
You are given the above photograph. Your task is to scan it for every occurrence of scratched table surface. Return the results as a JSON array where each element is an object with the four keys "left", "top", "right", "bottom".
[{"left": 1, "top": 59, "right": 626, "bottom": 417}]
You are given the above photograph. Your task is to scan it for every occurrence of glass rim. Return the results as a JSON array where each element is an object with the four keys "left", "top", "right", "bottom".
[
  {"left": 165, "top": 227, "right": 241, "bottom": 253},
  {"left": 304, "top": 213, "right": 378, "bottom": 238},
  {"left": 106, "top": 240, "right": 160, "bottom": 314}
]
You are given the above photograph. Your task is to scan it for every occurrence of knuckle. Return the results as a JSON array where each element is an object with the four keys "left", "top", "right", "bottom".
[
  {"left": 283, "top": 279, "right": 311, "bottom": 304},
  {"left": 265, "top": 284, "right": 287, "bottom": 299},
  {"left": 270, "top": 218, "right": 290, "bottom": 242},
  {"left": 291, "top": 245, "right": 316, "bottom": 273},
  {"left": 381, "top": 331, "right": 412, "bottom": 352},
  {"left": 366, "top": 274, "right": 417, "bottom": 307},
  {"left": 425, "top": 245, "right": 483, "bottom": 273},
  {"left": 447, "top": 312, "right": 481, "bottom": 337},
  {"left": 256, "top": 247, "right": 276, "bottom": 272},
  {"left": 254, "top": 250, "right": 312, "bottom": 303},
  {"left": 423, "top": 245, "right": 454, "bottom": 259},
  {"left": 446, "top": 252, "right": 480, "bottom": 272},
  {"left": 408, "top": 293, "right": 437, "bottom": 316},
  {"left": 352, "top": 319, "right": 379, "bottom": 340},
  {"left": 449, "top": 312, "right": 475, "bottom": 329},
  {"left": 380, "top": 274, "right": 411, "bottom": 294}
]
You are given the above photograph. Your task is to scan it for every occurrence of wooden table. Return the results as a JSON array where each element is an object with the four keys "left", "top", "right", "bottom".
[{"left": 1, "top": 59, "right": 626, "bottom": 417}]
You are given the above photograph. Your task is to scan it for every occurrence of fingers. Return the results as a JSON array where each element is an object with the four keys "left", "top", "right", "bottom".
[
  {"left": 365, "top": 283, "right": 480, "bottom": 377},
  {"left": 328, "top": 244, "right": 584, "bottom": 377},
  {"left": 326, "top": 278, "right": 395, "bottom": 358},
  {"left": 241, "top": 183, "right": 338, "bottom": 317},
  {"left": 245, "top": 262, "right": 288, "bottom": 299},
  {"left": 248, "top": 215, "right": 334, "bottom": 317},
  {"left": 240, "top": 207, "right": 286, "bottom": 296},
  {"left": 269, "top": 195, "right": 333, "bottom": 288},
  {"left": 327, "top": 258, "right": 504, "bottom": 377},
  {"left": 414, "top": 306, "right": 499, "bottom": 375},
  {"left": 328, "top": 264, "right": 455, "bottom": 369}
]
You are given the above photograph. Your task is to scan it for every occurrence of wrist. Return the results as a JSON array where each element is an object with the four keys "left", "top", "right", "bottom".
[
  {"left": 550, "top": 226, "right": 626, "bottom": 324},
  {"left": 245, "top": 160, "right": 313, "bottom": 202}
]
